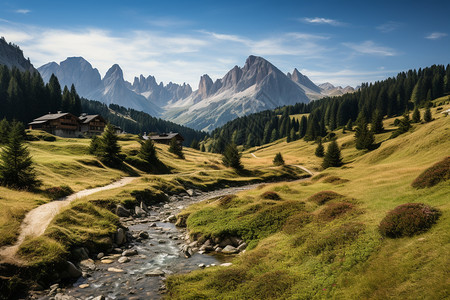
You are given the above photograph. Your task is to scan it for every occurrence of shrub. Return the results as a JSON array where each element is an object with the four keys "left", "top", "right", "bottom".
[
  {"left": 130, "top": 188, "right": 168, "bottom": 206},
  {"left": 261, "top": 191, "right": 281, "bottom": 200},
  {"left": 44, "top": 185, "right": 74, "bottom": 200},
  {"left": 318, "top": 202, "right": 354, "bottom": 221},
  {"left": 283, "top": 212, "right": 313, "bottom": 234},
  {"left": 307, "top": 191, "right": 344, "bottom": 205},
  {"left": 273, "top": 152, "right": 285, "bottom": 166},
  {"left": 379, "top": 203, "right": 441, "bottom": 238},
  {"left": 322, "top": 175, "right": 350, "bottom": 185},
  {"left": 42, "top": 135, "right": 56, "bottom": 142},
  {"left": 411, "top": 157, "right": 450, "bottom": 188}
]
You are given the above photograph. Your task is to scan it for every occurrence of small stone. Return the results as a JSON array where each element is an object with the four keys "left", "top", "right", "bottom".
[
  {"left": 215, "top": 247, "right": 222, "bottom": 253},
  {"left": 220, "top": 263, "right": 233, "bottom": 267},
  {"left": 50, "top": 284, "right": 59, "bottom": 290},
  {"left": 115, "top": 228, "right": 126, "bottom": 245},
  {"left": 167, "top": 215, "right": 177, "bottom": 222},
  {"left": 158, "top": 240, "right": 166, "bottom": 244},
  {"left": 101, "top": 259, "right": 114, "bottom": 264},
  {"left": 149, "top": 222, "right": 157, "bottom": 227},
  {"left": 97, "top": 252, "right": 104, "bottom": 259},
  {"left": 79, "top": 283, "right": 90, "bottom": 289},
  {"left": 135, "top": 206, "right": 147, "bottom": 217},
  {"left": 118, "top": 257, "right": 130, "bottom": 263},
  {"left": 107, "top": 267, "right": 124, "bottom": 273},
  {"left": 198, "top": 264, "right": 205, "bottom": 268},
  {"left": 186, "top": 189, "right": 195, "bottom": 196},
  {"left": 139, "top": 231, "right": 150, "bottom": 239},
  {"left": 122, "top": 249, "right": 138, "bottom": 256},
  {"left": 145, "top": 269, "right": 165, "bottom": 277},
  {"left": 237, "top": 242, "right": 247, "bottom": 251},
  {"left": 80, "top": 259, "right": 96, "bottom": 271}
]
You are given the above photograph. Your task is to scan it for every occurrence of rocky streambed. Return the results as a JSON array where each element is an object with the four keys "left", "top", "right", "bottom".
[{"left": 31, "top": 183, "right": 262, "bottom": 300}]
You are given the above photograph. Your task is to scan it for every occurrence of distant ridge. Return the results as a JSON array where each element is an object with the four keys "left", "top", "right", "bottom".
[{"left": 0, "top": 37, "right": 37, "bottom": 73}]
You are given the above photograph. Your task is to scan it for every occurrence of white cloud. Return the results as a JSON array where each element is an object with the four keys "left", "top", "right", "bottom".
[
  {"left": 15, "top": 9, "right": 31, "bottom": 14},
  {"left": 425, "top": 32, "right": 447, "bottom": 40},
  {"left": 146, "top": 17, "right": 193, "bottom": 28},
  {"left": 302, "top": 17, "right": 344, "bottom": 26},
  {"left": 343, "top": 41, "right": 397, "bottom": 56},
  {"left": 377, "top": 21, "right": 402, "bottom": 33}
]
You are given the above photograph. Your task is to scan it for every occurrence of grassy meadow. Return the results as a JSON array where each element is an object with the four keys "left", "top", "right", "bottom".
[{"left": 166, "top": 104, "right": 450, "bottom": 299}]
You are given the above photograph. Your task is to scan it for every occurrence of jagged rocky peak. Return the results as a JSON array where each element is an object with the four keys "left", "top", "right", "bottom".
[
  {"left": 221, "top": 65, "right": 242, "bottom": 89},
  {"left": 318, "top": 82, "right": 336, "bottom": 90},
  {"left": 132, "top": 74, "right": 158, "bottom": 92},
  {"left": 288, "top": 68, "right": 321, "bottom": 93},
  {"left": 198, "top": 74, "right": 214, "bottom": 98},
  {"left": 104, "top": 64, "right": 124, "bottom": 82}
]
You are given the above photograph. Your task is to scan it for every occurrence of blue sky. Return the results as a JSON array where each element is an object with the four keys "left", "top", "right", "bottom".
[{"left": 0, "top": 0, "right": 448, "bottom": 88}]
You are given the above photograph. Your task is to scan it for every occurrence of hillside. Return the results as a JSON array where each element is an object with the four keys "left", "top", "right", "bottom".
[{"left": 166, "top": 104, "right": 450, "bottom": 299}]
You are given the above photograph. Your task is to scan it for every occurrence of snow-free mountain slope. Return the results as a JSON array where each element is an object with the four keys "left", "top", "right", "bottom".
[{"left": 0, "top": 38, "right": 36, "bottom": 73}]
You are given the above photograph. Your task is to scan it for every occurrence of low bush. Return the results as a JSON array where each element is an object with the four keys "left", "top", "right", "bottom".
[
  {"left": 130, "top": 188, "right": 168, "bottom": 206},
  {"left": 307, "top": 191, "right": 344, "bottom": 205},
  {"left": 411, "top": 157, "right": 450, "bottom": 188},
  {"left": 283, "top": 212, "right": 313, "bottom": 234},
  {"left": 318, "top": 202, "right": 354, "bottom": 221},
  {"left": 44, "top": 185, "right": 74, "bottom": 200},
  {"left": 322, "top": 176, "right": 349, "bottom": 185},
  {"left": 261, "top": 191, "right": 281, "bottom": 200},
  {"left": 379, "top": 203, "right": 441, "bottom": 238}
]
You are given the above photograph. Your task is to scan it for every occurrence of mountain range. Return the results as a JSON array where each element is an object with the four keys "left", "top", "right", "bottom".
[{"left": 37, "top": 55, "right": 354, "bottom": 131}]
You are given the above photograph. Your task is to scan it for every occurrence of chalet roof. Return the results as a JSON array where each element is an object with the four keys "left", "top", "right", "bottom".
[
  {"left": 79, "top": 114, "right": 105, "bottom": 124},
  {"left": 149, "top": 132, "right": 184, "bottom": 141},
  {"left": 28, "top": 120, "right": 48, "bottom": 125},
  {"left": 33, "top": 112, "right": 70, "bottom": 121}
]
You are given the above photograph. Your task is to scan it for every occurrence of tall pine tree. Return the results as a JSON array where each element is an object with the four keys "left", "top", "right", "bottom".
[{"left": 322, "top": 140, "right": 343, "bottom": 169}]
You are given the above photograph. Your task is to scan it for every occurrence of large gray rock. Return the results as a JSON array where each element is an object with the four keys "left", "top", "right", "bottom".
[
  {"left": 135, "top": 206, "right": 147, "bottom": 217},
  {"left": 65, "top": 261, "right": 82, "bottom": 278},
  {"left": 221, "top": 245, "right": 239, "bottom": 254},
  {"left": 118, "top": 256, "right": 130, "bottom": 263},
  {"left": 72, "top": 247, "right": 89, "bottom": 261},
  {"left": 115, "top": 204, "right": 131, "bottom": 217},
  {"left": 115, "top": 228, "right": 126, "bottom": 245},
  {"left": 79, "top": 259, "right": 96, "bottom": 271}
]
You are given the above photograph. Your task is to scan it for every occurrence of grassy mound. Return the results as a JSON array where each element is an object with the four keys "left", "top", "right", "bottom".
[
  {"left": 260, "top": 191, "right": 281, "bottom": 200},
  {"left": 307, "top": 190, "right": 345, "bottom": 205},
  {"left": 411, "top": 156, "right": 450, "bottom": 188},
  {"left": 379, "top": 203, "right": 441, "bottom": 238},
  {"left": 318, "top": 202, "right": 355, "bottom": 222}
]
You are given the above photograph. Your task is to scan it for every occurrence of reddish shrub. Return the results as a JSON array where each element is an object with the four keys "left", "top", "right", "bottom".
[
  {"left": 261, "top": 191, "right": 281, "bottom": 200},
  {"left": 307, "top": 191, "right": 344, "bottom": 205},
  {"left": 44, "top": 185, "right": 73, "bottom": 200},
  {"left": 379, "top": 203, "right": 441, "bottom": 238},
  {"left": 318, "top": 202, "right": 354, "bottom": 221},
  {"left": 411, "top": 157, "right": 450, "bottom": 188},
  {"left": 283, "top": 212, "right": 313, "bottom": 234}
]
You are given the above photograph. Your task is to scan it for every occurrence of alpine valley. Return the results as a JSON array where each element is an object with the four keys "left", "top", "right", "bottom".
[{"left": 38, "top": 55, "right": 354, "bottom": 131}]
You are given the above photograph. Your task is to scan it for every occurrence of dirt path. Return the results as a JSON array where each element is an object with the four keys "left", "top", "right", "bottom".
[
  {"left": 250, "top": 153, "right": 258, "bottom": 158},
  {"left": 292, "top": 165, "right": 315, "bottom": 176},
  {"left": 0, "top": 177, "right": 137, "bottom": 264}
]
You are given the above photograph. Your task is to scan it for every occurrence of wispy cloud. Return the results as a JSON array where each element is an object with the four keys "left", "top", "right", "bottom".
[
  {"left": 146, "top": 17, "right": 193, "bottom": 28},
  {"left": 377, "top": 21, "right": 402, "bottom": 33},
  {"left": 14, "top": 9, "right": 30, "bottom": 14},
  {"left": 343, "top": 41, "right": 397, "bottom": 56},
  {"left": 302, "top": 17, "right": 344, "bottom": 26},
  {"left": 425, "top": 32, "right": 447, "bottom": 40}
]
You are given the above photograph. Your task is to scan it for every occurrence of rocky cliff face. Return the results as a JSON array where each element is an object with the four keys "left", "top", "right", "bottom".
[
  {"left": 38, "top": 57, "right": 102, "bottom": 95},
  {"left": 0, "top": 38, "right": 36, "bottom": 73},
  {"left": 318, "top": 82, "right": 355, "bottom": 96},
  {"left": 163, "top": 55, "right": 310, "bottom": 131}
]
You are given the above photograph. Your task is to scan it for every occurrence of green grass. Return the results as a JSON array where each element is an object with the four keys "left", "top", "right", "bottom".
[{"left": 166, "top": 104, "right": 450, "bottom": 299}]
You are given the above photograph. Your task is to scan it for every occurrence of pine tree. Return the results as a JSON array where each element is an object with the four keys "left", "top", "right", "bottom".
[
  {"left": 412, "top": 106, "right": 421, "bottom": 123},
  {"left": 299, "top": 115, "right": 307, "bottom": 138},
  {"left": 88, "top": 135, "right": 101, "bottom": 155},
  {"left": 273, "top": 152, "right": 285, "bottom": 166},
  {"left": 98, "top": 123, "right": 122, "bottom": 164},
  {"left": 371, "top": 109, "right": 384, "bottom": 133},
  {"left": 200, "top": 143, "right": 206, "bottom": 152},
  {"left": 0, "top": 118, "right": 10, "bottom": 144},
  {"left": 322, "top": 140, "right": 343, "bottom": 169},
  {"left": 139, "top": 139, "right": 158, "bottom": 164},
  {"left": 222, "top": 143, "right": 242, "bottom": 170},
  {"left": 169, "top": 137, "right": 184, "bottom": 158},
  {"left": 424, "top": 107, "right": 432, "bottom": 122},
  {"left": 190, "top": 139, "right": 199, "bottom": 150},
  {"left": 0, "top": 121, "right": 40, "bottom": 188},
  {"left": 315, "top": 140, "right": 325, "bottom": 157},
  {"left": 355, "top": 118, "right": 374, "bottom": 150},
  {"left": 270, "top": 129, "right": 278, "bottom": 142},
  {"left": 346, "top": 119, "right": 353, "bottom": 131}
]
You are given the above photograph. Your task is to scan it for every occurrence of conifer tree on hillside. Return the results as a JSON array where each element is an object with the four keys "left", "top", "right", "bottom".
[
  {"left": 98, "top": 123, "right": 123, "bottom": 165},
  {"left": 222, "top": 143, "right": 243, "bottom": 170},
  {"left": 0, "top": 121, "right": 40, "bottom": 189},
  {"left": 200, "top": 143, "right": 205, "bottom": 152},
  {"left": 0, "top": 118, "right": 10, "bottom": 144},
  {"left": 322, "top": 140, "right": 343, "bottom": 169},
  {"left": 424, "top": 106, "right": 432, "bottom": 122},
  {"left": 273, "top": 152, "right": 285, "bottom": 166},
  {"left": 346, "top": 119, "right": 353, "bottom": 131},
  {"left": 355, "top": 116, "right": 374, "bottom": 150},
  {"left": 412, "top": 106, "right": 421, "bottom": 123},
  {"left": 315, "top": 139, "right": 325, "bottom": 157},
  {"left": 139, "top": 139, "right": 158, "bottom": 164},
  {"left": 190, "top": 139, "right": 199, "bottom": 150},
  {"left": 169, "top": 137, "right": 184, "bottom": 159},
  {"left": 371, "top": 109, "right": 384, "bottom": 133},
  {"left": 299, "top": 115, "right": 307, "bottom": 138}
]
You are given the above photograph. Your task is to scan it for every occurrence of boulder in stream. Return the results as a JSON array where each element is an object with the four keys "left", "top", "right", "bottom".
[{"left": 116, "top": 204, "right": 131, "bottom": 217}]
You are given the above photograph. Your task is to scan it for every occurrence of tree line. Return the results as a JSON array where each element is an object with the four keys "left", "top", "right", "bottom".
[
  {"left": 0, "top": 65, "right": 207, "bottom": 146},
  {"left": 208, "top": 64, "right": 450, "bottom": 151}
]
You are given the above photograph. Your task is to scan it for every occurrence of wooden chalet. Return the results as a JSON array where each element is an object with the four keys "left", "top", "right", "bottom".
[
  {"left": 28, "top": 112, "right": 80, "bottom": 138},
  {"left": 29, "top": 112, "right": 107, "bottom": 138},
  {"left": 79, "top": 113, "right": 106, "bottom": 136},
  {"left": 145, "top": 132, "right": 184, "bottom": 147}
]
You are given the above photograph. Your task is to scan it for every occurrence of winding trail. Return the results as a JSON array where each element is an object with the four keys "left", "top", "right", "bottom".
[{"left": 0, "top": 177, "right": 137, "bottom": 264}]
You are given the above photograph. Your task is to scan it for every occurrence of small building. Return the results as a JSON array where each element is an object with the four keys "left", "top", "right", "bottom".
[
  {"left": 79, "top": 113, "right": 106, "bottom": 136},
  {"left": 145, "top": 132, "right": 184, "bottom": 146},
  {"left": 28, "top": 112, "right": 80, "bottom": 138}
]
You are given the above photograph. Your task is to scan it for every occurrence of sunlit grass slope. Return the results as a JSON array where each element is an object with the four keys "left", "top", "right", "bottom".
[{"left": 166, "top": 104, "right": 450, "bottom": 299}]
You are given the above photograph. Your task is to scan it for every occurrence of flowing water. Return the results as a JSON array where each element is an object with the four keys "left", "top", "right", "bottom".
[{"left": 50, "top": 183, "right": 263, "bottom": 300}]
